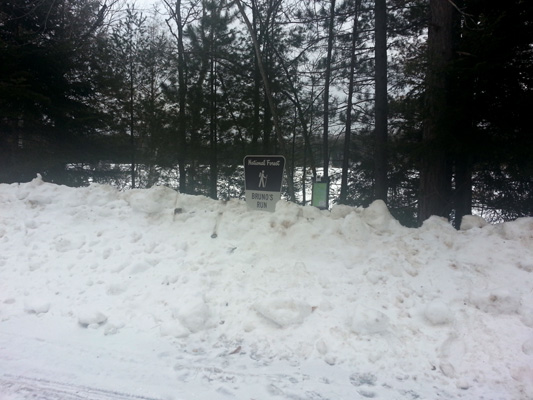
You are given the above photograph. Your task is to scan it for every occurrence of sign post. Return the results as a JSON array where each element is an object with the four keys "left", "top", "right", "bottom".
[{"left": 244, "top": 155, "right": 285, "bottom": 212}]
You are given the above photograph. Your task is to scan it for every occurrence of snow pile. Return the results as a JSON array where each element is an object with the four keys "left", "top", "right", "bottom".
[{"left": 1, "top": 175, "right": 533, "bottom": 399}]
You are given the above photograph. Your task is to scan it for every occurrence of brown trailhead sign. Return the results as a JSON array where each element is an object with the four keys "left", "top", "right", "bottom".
[{"left": 244, "top": 155, "right": 285, "bottom": 212}]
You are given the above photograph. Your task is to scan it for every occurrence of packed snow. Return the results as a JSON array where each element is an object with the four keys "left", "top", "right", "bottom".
[{"left": 1, "top": 175, "right": 532, "bottom": 399}]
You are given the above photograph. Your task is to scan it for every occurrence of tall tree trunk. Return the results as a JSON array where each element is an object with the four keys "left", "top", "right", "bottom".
[
  {"left": 252, "top": 8, "right": 261, "bottom": 153},
  {"left": 235, "top": 0, "right": 295, "bottom": 201},
  {"left": 454, "top": 155, "right": 472, "bottom": 229},
  {"left": 374, "top": 0, "right": 388, "bottom": 202},
  {"left": 340, "top": 0, "right": 361, "bottom": 204},
  {"left": 418, "top": 0, "right": 455, "bottom": 224},
  {"left": 130, "top": 57, "right": 136, "bottom": 189},
  {"left": 322, "top": 0, "right": 336, "bottom": 194},
  {"left": 450, "top": 5, "right": 472, "bottom": 229},
  {"left": 209, "top": 55, "right": 218, "bottom": 200},
  {"left": 262, "top": 18, "right": 272, "bottom": 154},
  {"left": 165, "top": 0, "right": 189, "bottom": 193},
  {"left": 176, "top": 0, "right": 188, "bottom": 194}
]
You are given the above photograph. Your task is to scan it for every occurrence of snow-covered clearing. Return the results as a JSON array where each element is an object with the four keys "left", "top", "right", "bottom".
[{"left": 1, "top": 176, "right": 532, "bottom": 399}]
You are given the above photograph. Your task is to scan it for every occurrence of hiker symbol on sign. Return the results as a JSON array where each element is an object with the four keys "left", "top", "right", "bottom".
[{"left": 259, "top": 170, "right": 268, "bottom": 188}]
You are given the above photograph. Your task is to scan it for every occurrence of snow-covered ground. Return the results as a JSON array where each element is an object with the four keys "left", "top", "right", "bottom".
[{"left": 1, "top": 176, "right": 532, "bottom": 399}]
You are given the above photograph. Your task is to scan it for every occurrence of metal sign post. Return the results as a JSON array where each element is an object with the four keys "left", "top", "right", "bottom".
[{"left": 244, "top": 155, "right": 285, "bottom": 212}]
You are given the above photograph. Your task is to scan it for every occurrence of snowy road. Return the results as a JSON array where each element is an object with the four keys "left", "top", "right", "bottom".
[
  {"left": 0, "top": 375, "right": 162, "bottom": 400},
  {"left": 0, "top": 318, "right": 345, "bottom": 400},
  {"left": 0, "top": 318, "right": 175, "bottom": 400},
  {"left": 0, "top": 317, "right": 450, "bottom": 400}
]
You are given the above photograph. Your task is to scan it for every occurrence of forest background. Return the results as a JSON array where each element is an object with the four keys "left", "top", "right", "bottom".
[{"left": 1, "top": 0, "right": 532, "bottom": 227}]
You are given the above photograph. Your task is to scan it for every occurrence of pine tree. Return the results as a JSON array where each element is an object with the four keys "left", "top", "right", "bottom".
[{"left": 0, "top": 0, "right": 110, "bottom": 183}]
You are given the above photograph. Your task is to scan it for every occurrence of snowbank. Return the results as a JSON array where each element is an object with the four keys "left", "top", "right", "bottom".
[{"left": 1, "top": 176, "right": 532, "bottom": 399}]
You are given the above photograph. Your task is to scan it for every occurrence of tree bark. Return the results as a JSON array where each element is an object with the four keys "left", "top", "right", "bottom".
[
  {"left": 374, "top": 0, "right": 388, "bottom": 202},
  {"left": 251, "top": 8, "right": 261, "bottom": 153},
  {"left": 322, "top": 0, "right": 336, "bottom": 195},
  {"left": 454, "top": 155, "right": 472, "bottom": 229},
  {"left": 130, "top": 56, "right": 136, "bottom": 189},
  {"left": 164, "top": 0, "right": 189, "bottom": 193},
  {"left": 418, "top": 0, "right": 455, "bottom": 224},
  {"left": 209, "top": 55, "right": 218, "bottom": 200},
  {"left": 340, "top": 0, "right": 361, "bottom": 204},
  {"left": 176, "top": 0, "right": 188, "bottom": 194}
]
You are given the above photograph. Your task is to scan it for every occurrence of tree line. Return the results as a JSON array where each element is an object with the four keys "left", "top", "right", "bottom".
[{"left": 1, "top": 0, "right": 532, "bottom": 227}]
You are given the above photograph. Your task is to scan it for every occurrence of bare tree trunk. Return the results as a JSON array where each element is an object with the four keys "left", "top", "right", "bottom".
[
  {"left": 374, "top": 0, "right": 388, "bottom": 202},
  {"left": 251, "top": 8, "right": 261, "bottom": 153},
  {"left": 209, "top": 56, "right": 218, "bottom": 200},
  {"left": 130, "top": 56, "right": 136, "bottom": 189},
  {"left": 340, "top": 0, "right": 361, "bottom": 204},
  {"left": 322, "top": 0, "right": 336, "bottom": 195},
  {"left": 454, "top": 155, "right": 472, "bottom": 229},
  {"left": 176, "top": 0, "right": 188, "bottom": 194},
  {"left": 418, "top": 0, "right": 455, "bottom": 224},
  {"left": 164, "top": 0, "right": 188, "bottom": 193}
]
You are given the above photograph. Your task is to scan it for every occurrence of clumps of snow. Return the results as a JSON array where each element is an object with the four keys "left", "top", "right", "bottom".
[
  {"left": 106, "top": 281, "right": 127, "bottom": 296},
  {"left": 77, "top": 308, "right": 108, "bottom": 328},
  {"left": 519, "top": 307, "right": 533, "bottom": 328},
  {"left": 362, "top": 200, "right": 400, "bottom": 232},
  {"left": 124, "top": 185, "right": 178, "bottom": 214},
  {"left": 30, "top": 174, "right": 44, "bottom": 185},
  {"left": 499, "top": 217, "right": 533, "bottom": 247},
  {"left": 349, "top": 306, "right": 390, "bottom": 335},
  {"left": 469, "top": 288, "right": 521, "bottom": 315},
  {"left": 24, "top": 298, "right": 51, "bottom": 315},
  {"left": 171, "top": 297, "right": 211, "bottom": 334},
  {"left": 423, "top": 301, "right": 453, "bottom": 325},
  {"left": 254, "top": 297, "right": 313, "bottom": 327},
  {"left": 364, "top": 269, "right": 388, "bottom": 284},
  {"left": 349, "top": 372, "right": 377, "bottom": 387},
  {"left": 271, "top": 200, "right": 303, "bottom": 230},
  {"left": 54, "top": 234, "right": 86, "bottom": 252},
  {"left": 340, "top": 212, "right": 370, "bottom": 242},
  {"left": 103, "top": 319, "right": 125, "bottom": 336},
  {"left": 419, "top": 216, "right": 455, "bottom": 233},
  {"left": 460, "top": 215, "right": 488, "bottom": 230},
  {"left": 329, "top": 204, "right": 356, "bottom": 219},
  {"left": 129, "top": 261, "right": 152, "bottom": 274},
  {"left": 522, "top": 337, "right": 533, "bottom": 355},
  {"left": 349, "top": 372, "right": 379, "bottom": 398},
  {"left": 518, "top": 261, "right": 533, "bottom": 272},
  {"left": 159, "top": 321, "right": 190, "bottom": 338}
]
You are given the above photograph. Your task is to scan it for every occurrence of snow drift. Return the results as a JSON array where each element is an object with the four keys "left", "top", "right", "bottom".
[{"left": 1, "top": 175, "right": 532, "bottom": 399}]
